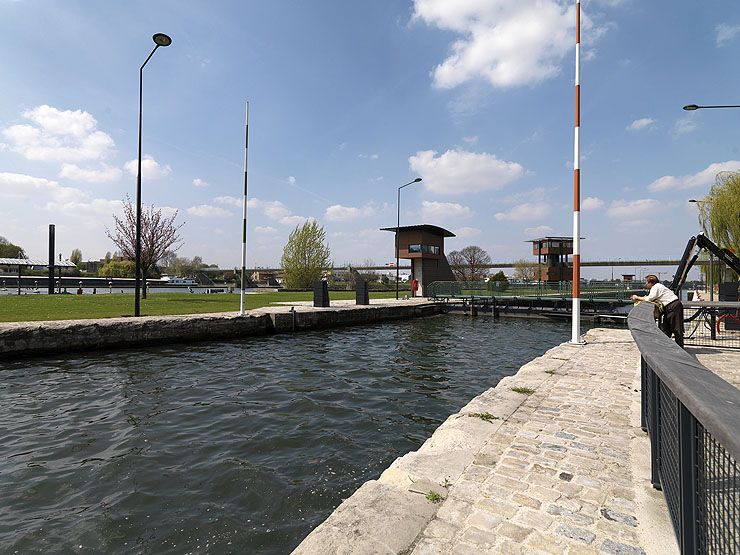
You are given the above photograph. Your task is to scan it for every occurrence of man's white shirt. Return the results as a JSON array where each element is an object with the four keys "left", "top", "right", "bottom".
[{"left": 646, "top": 283, "right": 678, "bottom": 305}]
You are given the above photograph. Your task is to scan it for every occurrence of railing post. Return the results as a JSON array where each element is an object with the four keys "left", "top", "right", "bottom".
[
  {"left": 649, "top": 367, "right": 662, "bottom": 490},
  {"left": 678, "top": 403, "right": 698, "bottom": 554}
]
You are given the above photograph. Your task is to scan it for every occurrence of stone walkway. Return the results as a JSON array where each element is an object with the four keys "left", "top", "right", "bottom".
[{"left": 294, "top": 328, "right": 677, "bottom": 554}]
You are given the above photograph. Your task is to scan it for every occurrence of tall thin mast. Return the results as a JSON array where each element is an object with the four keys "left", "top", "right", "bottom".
[
  {"left": 240, "top": 101, "right": 250, "bottom": 315},
  {"left": 571, "top": 0, "right": 582, "bottom": 343}
]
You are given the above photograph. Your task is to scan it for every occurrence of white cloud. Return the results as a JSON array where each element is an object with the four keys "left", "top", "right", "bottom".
[
  {"left": 494, "top": 202, "right": 551, "bottom": 221},
  {"left": 246, "top": 198, "right": 310, "bottom": 226},
  {"left": 324, "top": 203, "right": 376, "bottom": 222},
  {"left": 647, "top": 161, "right": 740, "bottom": 192},
  {"left": 187, "top": 204, "right": 233, "bottom": 218},
  {"left": 672, "top": 116, "right": 697, "bottom": 137},
  {"left": 1, "top": 105, "right": 115, "bottom": 161},
  {"left": 413, "top": 0, "right": 607, "bottom": 89},
  {"left": 45, "top": 198, "right": 123, "bottom": 216},
  {"left": 287, "top": 176, "right": 296, "bottom": 185},
  {"left": 453, "top": 226, "right": 481, "bottom": 238},
  {"left": 582, "top": 196, "right": 605, "bottom": 210},
  {"left": 420, "top": 200, "right": 472, "bottom": 220},
  {"left": 462, "top": 136, "right": 478, "bottom": 145},
  {"left": 503, "top": 187, "right": 546, "bottom": 204},
  {"left": 358, "top": 153, "right": 379, "bottom": 160},
  {"left": 123, "top": 155, "right": 172, "bottom": 180},
  {"left": 409, "top": 149, "right": 524, "bottom": 194},
  {"left": 214, "top": 195, "right": 243, "bottom": 207},
  {"left": 606, "top": 199, "right": 663, "bottom": 219},
  {"left": 281, "top": 215, "right": 311, "bottom": 227},
  {"left": 58, "top": 163, "right": 121, "bottom": 183},
  {"left": 716, "top": 23, "right": 740, "bottom": 47},
  {"left": 193, "top": 178, "right": 209, "bottom": 188},
  {"left": 254, "top": 226, "right": 276, "bottom": 234},
  {"left": 0, "top": 172, "right": 86, "bottom": 203},
  {"left": 524, "top": 225, "right": 554, "bottom": 237},
  {"left": 626, "top": 118, "right": 655, "bottom": 131}
]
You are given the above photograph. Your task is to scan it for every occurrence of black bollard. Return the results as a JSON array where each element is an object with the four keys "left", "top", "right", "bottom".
[
  {"left": 313, "top": 281, "right": 330, "bottom": 307},
  {"left": 356, "top": 280, "right": 369, "bottom": 305}
]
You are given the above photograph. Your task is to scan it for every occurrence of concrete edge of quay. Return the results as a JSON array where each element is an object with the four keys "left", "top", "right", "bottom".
[
  {"left": 0, "top": 299, "right": 445, "bottom": 359},
  {"left": 292, "top": 327, "right": 677, "bottom": 555}
]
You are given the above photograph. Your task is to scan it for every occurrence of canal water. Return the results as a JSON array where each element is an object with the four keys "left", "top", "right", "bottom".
[{"left": 1, "top": 315, "right": 576, "bottom": 554}]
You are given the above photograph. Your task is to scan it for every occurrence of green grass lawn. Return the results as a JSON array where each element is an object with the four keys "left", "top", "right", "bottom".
[{"left": 0, "top": 290, "right": 400, "bottom": 323}]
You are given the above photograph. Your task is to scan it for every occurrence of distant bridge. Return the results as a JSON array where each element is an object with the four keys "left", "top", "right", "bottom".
[{"left": 226, "top": 259, "right": 703, "bottom": 273}]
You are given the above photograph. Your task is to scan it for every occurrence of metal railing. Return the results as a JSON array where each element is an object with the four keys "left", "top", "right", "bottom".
[
  {"left": 684, "top": 301, "right": 740, "bottom": 349},
  {"left": 428, "top": 280, "right": 640, "bottom": 301},
  {"left": 629, "top": 302, "right": 740, "bottom": 553}
]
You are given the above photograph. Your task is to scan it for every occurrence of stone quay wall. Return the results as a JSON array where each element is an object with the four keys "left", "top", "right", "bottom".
[{"left": 0, "top": 301, "right": 444, "bottom": 359}]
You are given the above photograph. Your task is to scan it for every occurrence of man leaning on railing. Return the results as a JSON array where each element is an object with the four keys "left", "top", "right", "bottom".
[{"left": 631, "top": 274, "right": 684, "bottom": 348}]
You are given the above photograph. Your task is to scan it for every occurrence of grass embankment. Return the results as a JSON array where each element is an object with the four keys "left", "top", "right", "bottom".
[{"left": 0, "top": 291, "right": 399, "bottom": 323}]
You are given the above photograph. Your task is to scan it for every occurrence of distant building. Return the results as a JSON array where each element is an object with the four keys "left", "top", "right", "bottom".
[
  {"left": 527, "top": 237, "right": 575, "bottom": 283},
  {"left": 622, "top": 274, "right": 635, "bottom": 282},
  {"left": 380, "top": 224, "right": 456, "bottom": 295}
]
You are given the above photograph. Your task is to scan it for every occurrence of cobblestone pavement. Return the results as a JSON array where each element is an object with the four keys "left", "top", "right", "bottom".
[{"left": 409, "top": 328, "right": 675, "bottom": 555}]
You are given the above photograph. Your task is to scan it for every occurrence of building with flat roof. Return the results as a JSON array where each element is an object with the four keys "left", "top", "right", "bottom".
[
  {"left": 380, "top": 224, "right": 456, "bottom": 295},
  {"left": 526, "top": 237, "right": 574, "bottom": 283}
]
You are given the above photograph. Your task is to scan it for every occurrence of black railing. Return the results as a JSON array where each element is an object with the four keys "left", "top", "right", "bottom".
[
  {"left": 683, "top": 301, "right": 740, "bottom": 349},
  {"left": 630, "top": 302, "right": 740, "bottom": 554}
]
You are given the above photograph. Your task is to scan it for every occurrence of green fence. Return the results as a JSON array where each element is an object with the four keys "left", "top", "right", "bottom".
[{"left": 428, "top": 281, "right": 641, "bottom": 301}]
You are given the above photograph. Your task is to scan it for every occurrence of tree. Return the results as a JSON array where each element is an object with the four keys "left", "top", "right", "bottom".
[
  {"left": 70, "top": 248, "right": 83, "bottom": 267},
  {"left": 99, "top": 259, "right": 136, "bottom": 277},
  {"left": 0, "top": 236, "right": 25, "bottom": 258},
  {"left": 447, "top": 245, "right": 491, "bottom": 282},
  {"left": 512, "top": 259, "right": 537, "bottom": 281},
  {"left": 697, "top": 171, "right": 740, "bottom": 281},
  {"left": 280, "top": 220, "right": 331, "bottom": 289},
  {"left": 106, "top": 195, "right": 184, "bottom": 297},
  {"left": 488, "top": 270, "right": 508, "bottom": 283}
]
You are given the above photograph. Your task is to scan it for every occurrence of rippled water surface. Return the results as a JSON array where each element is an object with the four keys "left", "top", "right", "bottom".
[{"left": 1, "top": 315, "right": 573, "bottom": 553}]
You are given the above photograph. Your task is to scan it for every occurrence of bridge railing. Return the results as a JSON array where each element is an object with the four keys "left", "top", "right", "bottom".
[
  {"left": 628, "top": 302, "right": 740, "bottom": 553},
  {"left": 427, "top": 280, "right": 638, "bottom": 301}
]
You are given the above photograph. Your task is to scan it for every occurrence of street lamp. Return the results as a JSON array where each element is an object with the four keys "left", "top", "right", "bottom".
[
  {"left": 135, "top": 33, "right": 172, "bottom": 317},
  {"left": 683, "top": 104, "right": 740, "bottom": 111},
  {"left": 396, "top": 177, "right": 422, "bottom": 300}
]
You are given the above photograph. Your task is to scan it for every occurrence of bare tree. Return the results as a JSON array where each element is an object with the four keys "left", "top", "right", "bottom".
[
  {"left": 448, "top": 245, "right": 491, "bottom": 281},
  {"left": 512, "top": 258, "right": 538, "bottom": 281},
  {"left": 106, "top": 195, "right": 184, "bottom": 297}
]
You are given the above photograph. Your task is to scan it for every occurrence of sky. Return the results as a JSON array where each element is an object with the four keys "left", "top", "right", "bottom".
[{"left": 1, "top": 0, "right": 738, "bottom": 279}]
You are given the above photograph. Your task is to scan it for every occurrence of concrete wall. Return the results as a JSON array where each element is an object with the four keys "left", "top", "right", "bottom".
[{"left": 0, "top": 302, "right": 445, "bottom": 359}]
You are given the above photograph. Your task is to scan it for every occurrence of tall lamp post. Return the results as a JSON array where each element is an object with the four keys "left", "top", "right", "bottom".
[
  {"left": 135, "top": 32, "right": 172, "bottom": 317},
  {"left": 396, "top": 177, "right": 422, "bottom": 300}
]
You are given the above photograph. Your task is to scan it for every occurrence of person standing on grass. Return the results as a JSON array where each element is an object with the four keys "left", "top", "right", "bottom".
[{"left": 631, "top": 274, "right": 684, "bottom": 348}]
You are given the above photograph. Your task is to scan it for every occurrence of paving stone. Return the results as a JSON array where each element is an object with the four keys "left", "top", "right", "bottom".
[
  {"left": 556, "top": 524, "right": 596, "bottom": 544},
  {"left": 423, "top": 518, "right": 458, "bottom": 540},
  {"left": 599, "top": 538, "right": 646, "bottom": 555},
  {"left": 600, "top": 508, "right": 637, "bottom": 528},
  {"left": 465, "top": 508, "right": 501, "bottom": 531},
  {"left": 496, "top": 521, "right": 533, "bottom": 542},
  {"left": 459, "top": 526, "right": 497, "bottom": 548},
  {"left": 511, "top": 492, "right": 542, "bottom": 510}
]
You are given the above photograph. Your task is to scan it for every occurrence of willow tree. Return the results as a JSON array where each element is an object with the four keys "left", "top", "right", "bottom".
[
  {"left": 696, "top": 171, "right": 740, "bottom": 281},
  {"left": 280, "top": 220, "right": 331, "bottom": 289}
]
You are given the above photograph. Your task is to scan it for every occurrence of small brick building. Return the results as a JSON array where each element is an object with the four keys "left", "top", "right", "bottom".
[
  {"left": 381, "top": 224, "right": 456, "bottom": 295},
  {"left": 527, "top": 237, "right": 574, "bottom": 283}
]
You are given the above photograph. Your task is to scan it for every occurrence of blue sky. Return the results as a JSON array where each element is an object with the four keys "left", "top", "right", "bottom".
[{"left": 1, "top": 0, "right": 738, "bottom": 279}]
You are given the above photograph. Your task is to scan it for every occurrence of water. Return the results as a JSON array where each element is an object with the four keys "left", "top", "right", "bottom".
[{"left": 0, "top": 315, "right": 573, "bottom": 554}]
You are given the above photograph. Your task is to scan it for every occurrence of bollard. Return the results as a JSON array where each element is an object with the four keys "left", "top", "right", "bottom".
[
  {"left": 313, "top": 281, "right": 330, "bottom": 307},
  {"left": 355, "top": 280, "right": 369, "bottom": 305}
]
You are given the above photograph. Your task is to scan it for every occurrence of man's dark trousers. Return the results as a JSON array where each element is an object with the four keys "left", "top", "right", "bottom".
[{"left": 661, "top": 300, "right": 684, "bottom": 348}]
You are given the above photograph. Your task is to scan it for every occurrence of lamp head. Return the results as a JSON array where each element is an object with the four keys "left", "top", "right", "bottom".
[
  {"left": 683, "top": 104, "right": 699, "bottom": 111},
  {"left": 153, "top": 33, "right": 172, "bottom": 47},
  {"left": 413, "top": 177, "right": 422, "bottom": 182},
  {"left": 688, "top": 199, "right": 697, "bottom": 203}
]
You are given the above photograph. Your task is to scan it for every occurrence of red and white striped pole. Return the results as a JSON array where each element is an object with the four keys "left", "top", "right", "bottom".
[{"left": 571, "top": 0, "right": 582, "bottom": 344}]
